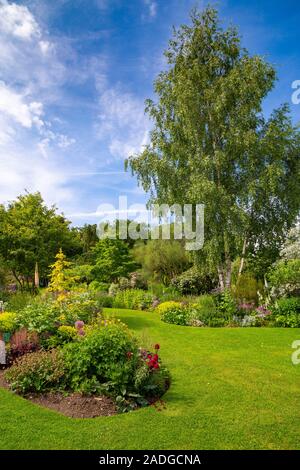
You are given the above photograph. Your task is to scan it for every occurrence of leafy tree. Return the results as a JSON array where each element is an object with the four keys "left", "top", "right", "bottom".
[
  {"left": 0, "top": 192, "right": 81, "bottom": 289},
  {"left": 127, "top": 7, "right": 300, "bottom": 290},
  {"left": 76, "top": 224, "right": 98, "bottom": 253},
  {"left": 134, "top": 239, "right": 190, "bottom": 285},
  {"left": 92, "top": 238, "right": 137, "bottom": 283}
]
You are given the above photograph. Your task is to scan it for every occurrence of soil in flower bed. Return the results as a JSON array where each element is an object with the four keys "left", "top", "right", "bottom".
[{"left": 0, "top": 370, "right": 116, "bottom": 418}]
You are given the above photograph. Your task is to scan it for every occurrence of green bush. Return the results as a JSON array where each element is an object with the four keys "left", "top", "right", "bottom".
[
  {"left": 171, "top": 267, "right": 215, "bottom": 295},
  {"left": 271, "top": 297, "right": 300, "bottom": 327},
  {"left": 157, "top": 302, "right": 189, "bottom": 326},
  {"left": 56, "top": 291, "right": 101, "bottom": 325},
  {"left": 94, "top": 292, "right": 114, "bottom": 308},
  {"left": 232, "top": 273, "right": 264, "bottom": 304},
  {"left": 113, "top": 289, "right": 154, "bottom": 310},
  {"left": 187, "top": 295, "right": 219, "bottom": 327},
  {"left": 5, "top": 349, "right": 65, "bottom": 394},
  {"left": 268, "top": 260, "right": 300, "bottom": 297},
  {"left": 62, "top": 322, "right": 139, "bottom": 394},
  {"left": 0, "top": 312, "right": 18, "bottom": 333},
  {"left": 215, "top": 290, "right": 238, "bottom": 318},
  {"left": 16, "top": 302, "right": 58, "bottom": 335},
  {"left": 46, "top": 325, "right": 78, "bottom": 348},
  {"left": 89, "top": 280, "right": 109, "bottom": 292}
]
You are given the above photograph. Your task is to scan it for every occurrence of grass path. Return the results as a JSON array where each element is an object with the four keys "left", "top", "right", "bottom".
[{"left": 1, "top": 309, "right": 300, "bottom": 450}]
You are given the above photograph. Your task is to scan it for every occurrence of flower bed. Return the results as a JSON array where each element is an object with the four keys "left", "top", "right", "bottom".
[{"left": 0, "top": 291, "right": 170, "bottom": 415}]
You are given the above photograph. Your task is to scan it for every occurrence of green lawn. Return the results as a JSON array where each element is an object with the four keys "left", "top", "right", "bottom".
[{"left": 1, "top": 308, "right": 300, "bottom": 450}]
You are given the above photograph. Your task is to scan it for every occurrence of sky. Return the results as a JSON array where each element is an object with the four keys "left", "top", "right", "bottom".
[{"left": 0, "top": 0, "right": 299, "bottom": 226}]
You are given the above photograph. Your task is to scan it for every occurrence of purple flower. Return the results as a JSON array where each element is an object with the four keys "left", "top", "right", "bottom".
[
  {"left": 239, "top": 303, "right": 254, "bottom": 311},
  {"left": 75, "top": 320, "right": 85, "bottom": 329},
  {"left": 256, "top": 305, "right": 271, "bottom": 316}
]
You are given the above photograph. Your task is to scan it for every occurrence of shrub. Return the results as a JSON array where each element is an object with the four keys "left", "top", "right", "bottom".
[
  {"left": 232, "top": 273, "right": 264, "bottom": 304},
  {"left": 89, "top": 281, "right": 109, "bottom": 292},
  {"left": 15, "top": 302, "right": 58, "bottom": 335},
  {"left": 6, "top": 292, "right": 33, "bottom": 312},
  {"left": 0, "top": 312, "right": 17, "bottom": 333},
  {"left": 113, "top": 289, "right": 154, "bottom": 310},
  {"left": 157, "top": 302, "right": 189, "bottom": 326},
  {"left": 270, "top": 297, "right": 300, "bottom": 327},
  {"left": 62, "top": 322, "right": 139, "bottom": 394},
  {"left": 186, "top": 295, "right": 219, "bottom": 327},
  {"left": 94, "top": 292, "right": 114, "bottom": 308},
  {"left": 5, "top": 349, "right": 65, "bottom": 394},
  {"left": 46, "top": 325, "right": 78, "bottom": 348},
  {"left": 171, "top": 267, "right": 215, "bottom": 295},
  {"left": 55, "top": 291, "right": 101, "bottom": 325},
  {"left": 268, "top": 260, "right": 300, "bottom": 297},
  {"left": 215, "top": 290, "right": 238, "bottom": 318}
]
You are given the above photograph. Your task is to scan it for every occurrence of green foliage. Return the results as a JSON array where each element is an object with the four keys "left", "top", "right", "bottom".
[
  {"left": 89, "top": 280, "right": 109, "bottom": 292},
  {"left": 0, "top": 192, "right": 81, "bottom": 289},
  {"left": 46, "top": 325, "right": 78, "bottom": 348},
  {"left": 216, "top": 290, "right": 238, "bottom": 318},
  {"left": 268, "top": 259, "right": 300, "bottom": 297},
  {"left": 68, "top": 264, "right": 94, "bottom": 284},
  {"left": 92, "top": 238, "right": 137, "bottom": 283},
  {"left": 113, "top": 289, "right": 154, "bottom": 310},
  {"left": 62, "top": 323, "right": 139, "bottom": 394},
  {"left": 6, "top": 291, "right": 33, "bottom": 312},
  {"left": 187, "top": 295, "right": 228, "bottom": 327},
  {"left": 15, "top": 301, "right": 58, "bottom": 335},
  {"left": 55, "top": 291, "right": 101, "bottom": 325},
  {"left": 232, "top": 273, "right": 264, "bottom": 304},
  {"left": 171, "top": 266, "right": 215, "bottom": 295},
  {"left": 5, "top": 350, "right": 65, "bottom": 394},
  {"left": 270, "top": 297, "right": 300, "bottom": 327},
  {"left": 157, "top": 302, "right": 189, "bottom": 326},
  {"left": 0, "top": 312, "right": 17, "bottom": 333},
  {"left": 134, "top": 240, "right": 190, "bottom": 285}
]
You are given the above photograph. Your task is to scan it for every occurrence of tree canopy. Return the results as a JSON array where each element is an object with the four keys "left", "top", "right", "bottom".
[{"left": 0, "top": 192, "right": 81, "bottom": 289}]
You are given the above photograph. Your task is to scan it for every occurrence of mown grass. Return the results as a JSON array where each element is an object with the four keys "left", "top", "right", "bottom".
[{"left": 1, "top": 308, "right": 300, "bottom": 449}]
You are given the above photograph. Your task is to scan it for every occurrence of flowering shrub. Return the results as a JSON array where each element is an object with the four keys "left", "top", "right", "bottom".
[
  {"left": 157, "top": 302, "right": 189, "bottom": 326},
  {"left": 53, "top": 291, "right": 101, "bottom": 325}
]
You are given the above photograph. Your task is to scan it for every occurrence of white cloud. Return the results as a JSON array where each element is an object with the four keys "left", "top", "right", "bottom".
[
  {"left": 39, "top": 40, "right": 53, "bottom": 55},
  {"left": 0, "top": 1, "right": 77, "bottom": 205},
  {"left": 0, "top": 81, "right": 44, "bottom": 129},
  {"left": 0, "top": 0, "right": 40, "bottom": 40},
  {"left": 96, "top": 85, "right": 150, "bottom": 159}
]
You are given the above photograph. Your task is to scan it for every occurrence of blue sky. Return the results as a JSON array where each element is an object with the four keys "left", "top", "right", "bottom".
[{"left": 0, "top": 0, "right": 299, "bottom": 226}]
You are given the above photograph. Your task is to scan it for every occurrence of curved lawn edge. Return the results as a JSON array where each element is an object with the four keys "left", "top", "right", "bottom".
[{"left": 0, "top": 308, "right": 300, "bottom": 450}]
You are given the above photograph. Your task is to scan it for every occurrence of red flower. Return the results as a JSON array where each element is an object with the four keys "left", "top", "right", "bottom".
[
  {"left": 153, "top": 363, "right": 159, "bottom": 369},
  {"left": 147, "top": 354, "right": 152, "bottom": 359},
  {"left": 126, "top": 351, "right": 133, "bottom": 359},
  {"left": 153, "top": 354, "right": 159, "bottom": 361},
  {"left": 154, "top": 344, "right": 160, "bottom": 350}
]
